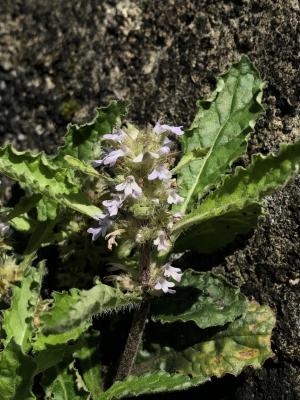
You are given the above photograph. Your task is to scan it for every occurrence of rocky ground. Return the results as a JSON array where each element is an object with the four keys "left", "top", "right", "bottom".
[{"left": 0, "top": 1, "right": 299, "bottom": 399}]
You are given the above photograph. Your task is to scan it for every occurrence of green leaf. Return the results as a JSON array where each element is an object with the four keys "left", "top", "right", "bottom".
[
  {"left": 56, "top": 100, "right": 128, "bottom": 165},
  {"left": 6, "top": 194, "right": 42, "bottom": 221},
  {"left": 101, "top": 372, "right": 193, "bottom": 400},
  {"left": 63, "top": 155, "right": 100, "bottom": 177},
  {"left": 173, "top": 140, "right": 300, "bottom": 252},
  {"left": 163, "top": 302, "right": 275, "bottom": 379},
  {"left": 10, "top": 214, "right": 37, "bottom": 233},
  {"left": 0, "top": 340, "right": 36, "bottom": 400},
  {"left": 33, "top": 282, "right": 141, "bottom": 350},
  {"left": 34, "top": 343, "right": 78, "bottom": 375},
  {"left": 41, "top": 360, "right": 88, "bottom": 400},
  {"left": 127, "top": 302, "right": 274, "bottom": 397},
  {"left": 74, "top": 331, "right": 103, "bottom": 398},
  {"left": 152, "top": 270, "right": 247, "bottom": 328},
  {"left": 36, "top": 197, "right": 58, "bottom": 221},
  {"left": 2, "top": 263, "right": 44, "bottom": 353},
  {"left": 32, "top": 290, "right": 90, "bottom": 351},
  {"left": 0, "top": 145, "right": 101, "bottom": 218},
  {"left": 178, "top": 55, "right": 264, "bottom": 213}
]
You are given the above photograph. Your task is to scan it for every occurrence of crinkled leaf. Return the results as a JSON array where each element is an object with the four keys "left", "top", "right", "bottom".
[
  {"left": 74, "top": 331, "right": 103, "bottom": 398},
  {"left": 152, "top": 270, "right": 247, "bottom": 328},
  {"left": 2, "top": 263, "right": 44, "bottom": 353},
  {"left": 0, "top": 340, "right": 36, "bottom": 400},
  {"left": 55, "top": 100, "right": 128, "bottom": 165},
  {"left": 173, "top": 140, "right": 300, "bottom": 252},
  {"left": 32, "top": 290, "right": 90, "bottom": 351},
  {"left": 41, "top": 360, "right": 88, "bottom": 400},
  {"left": 101, "top": 372, "right": 193, "bottom": 400},
  {"left": 130, "top": 302, "right": 274, "bottom": 396},
  {"left": 34, "top": 282, "right": 141, "bottom": 350},
  {"left": 0, "top": 145, "right": 101, "bottom": 218},
  {"left": 163, "top": 302, "right": 275, "bottom": 379},
  {"left": 178, "top": 55, "right": 264, "bottom": 213}
]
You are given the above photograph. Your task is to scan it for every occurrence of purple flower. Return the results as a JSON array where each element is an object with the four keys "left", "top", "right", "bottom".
[
  {"left": 148, "top": 165, "right": 172, "bottom": 181},
  {"left": 167, "top": 189, "right": 184, "bottom": 205},
  {"left": 103, "top": 129, "right": 126, "bottom": 143},
  {"left": 115, "top": 175, "right": 142, "bottom": 199},
  {"left": 154, "top": 277, "right": 176, "bottom": 294},
  {"left": 162, "top": 263, "right": 183, "bottom": 282},
  {"left": 94, "top": 146, "right": 128, "bottom": 167},
  {"left": 154, "top": 122, "right": 184, "bottom": 136},
  {"left": 159, "top": 137, "right": 173, "bottom": 155},
  {"left": 153, "top": 230, "right": 171, "bottom": 252},
  {"left": 87, "top": 215, "right": 111, "bottom": 241},
  {"left": 102, "top": 195, "right": 124, "bottom": 217}
]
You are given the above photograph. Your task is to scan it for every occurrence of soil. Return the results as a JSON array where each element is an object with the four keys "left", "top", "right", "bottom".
[{"left": 0, "top": 1, "right": 299, "bottom": 399}]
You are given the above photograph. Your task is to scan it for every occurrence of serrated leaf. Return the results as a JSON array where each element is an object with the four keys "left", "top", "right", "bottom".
[
  {"left": 0, "top": 145, "right": 101, "bottom": 218},
  {"left": 33, "top": 282, "right": 141, "bottom": 350},
  {"left": 41, "top": 360, "right": 88, "bottom": 400},
  {"left": 32, "top": 290, "right": 90, "bottom": 351},
  {"left": 2, "top": 263, "right": 44, "bottom": 353},
  {"left": 101, "top": 372, "right": 193, "bottom": 400},
  {"left": 173, "top": 140, "right": 300, "bottom": 252},
  {"left": 152, "top": 270, "right": 247, "bottom": 328},
  {"left": 178, "top": 55, "right": 264, "bottom": 213},
  {"left": 74, "top": 331, "right": 103, "bottom": 398},
  {"left": 56, "top": 100, "right": 128, "bottom": 165},
  {"left": 0, "top": 340, "right": 37, "bottom": 400}
]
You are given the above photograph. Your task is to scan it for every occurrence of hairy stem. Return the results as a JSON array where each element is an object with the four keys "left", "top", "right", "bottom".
[{"left": 115, "top": 242, "right": 152, "bottom": 381}]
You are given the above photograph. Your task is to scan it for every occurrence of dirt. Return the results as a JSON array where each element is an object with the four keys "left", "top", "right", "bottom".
[{"left": 0, "top": 0, "right": 299, "bottom": 399}]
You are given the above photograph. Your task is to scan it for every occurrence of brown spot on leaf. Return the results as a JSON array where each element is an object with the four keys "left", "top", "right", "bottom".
[{"left": 238, "top": 349, "right": 259, "bottom": 359}]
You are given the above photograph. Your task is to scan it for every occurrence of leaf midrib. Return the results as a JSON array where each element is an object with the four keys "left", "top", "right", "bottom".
[{"left": 180, "top": 74, "right": 240, "bottom": 214}]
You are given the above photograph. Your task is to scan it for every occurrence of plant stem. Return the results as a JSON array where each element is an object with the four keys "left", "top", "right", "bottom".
[{"left": 115, "top": 242, "right": 152, "bottom": 381}]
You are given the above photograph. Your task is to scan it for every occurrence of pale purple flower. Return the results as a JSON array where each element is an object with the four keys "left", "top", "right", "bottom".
[
  {"left": 153, "top": 230, "right": 171, "bottom": 252},
  {"left": 103, "top": 129, "right": 126, "bottom": 143},
  {"left": 87, "top": 215, "right": 111, "bottom": 241},
  {"left": 148, "top": 166, "right": 172, "bottom": 181},
  {"left": 159, "top": 137, "right": 173, "bottom": 155},
  {"left": 154, "top": 277, "right": 176, "bottom": 294},
  {"left": 132, "top": 152, "right": 144, "bottom": 163},
  {"left": 93, "top": 145, "right": 128, "bottom": 168},
  {"left": 167, "top": 189, "right": 184, "bottom": 205},
  {"left": 115, "top": 175, "right": 142, "bottom": 199},
  {"left": 162, "top": 263, "right": 183, "bottom": 282},
  {"left": 154, "top": 122, "right": 184, "bottom": 136},
  {"left": 102, "top": 195, "right": 124, "bottom": 216}
]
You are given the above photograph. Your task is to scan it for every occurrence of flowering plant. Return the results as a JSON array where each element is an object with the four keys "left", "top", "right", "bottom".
[{"left": 0, "top": 56, "right": 299, "bottom": 399}]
